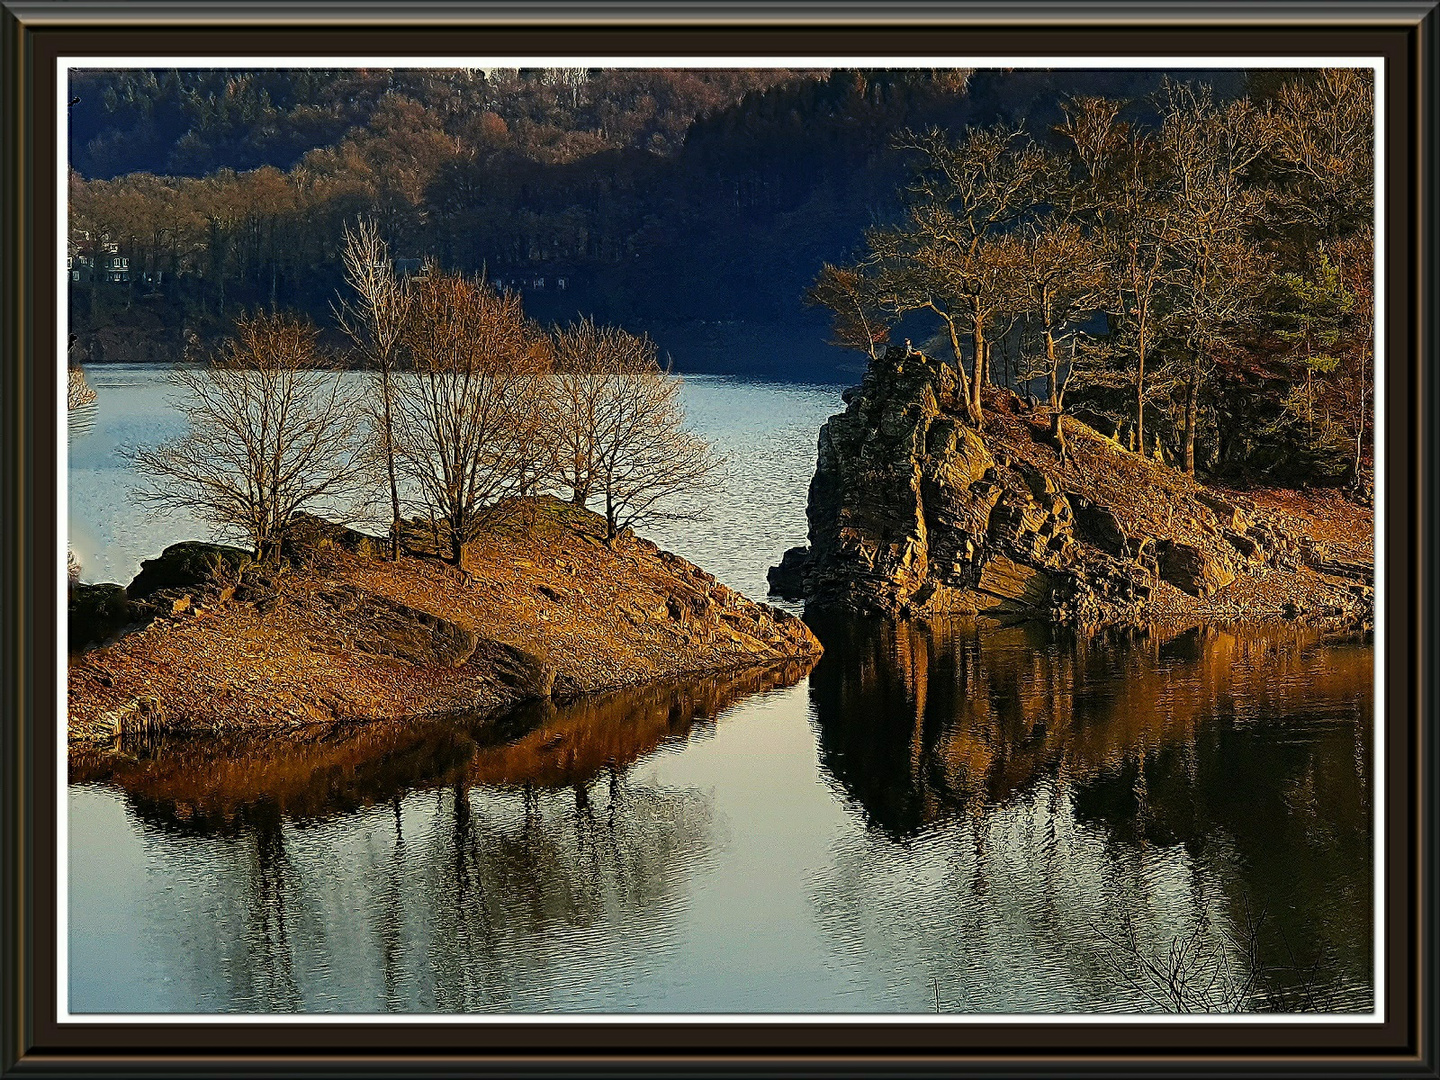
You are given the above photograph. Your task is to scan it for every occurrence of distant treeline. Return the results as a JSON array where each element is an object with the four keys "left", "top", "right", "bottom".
[{"left": 66, "top": 66, "right": 1244, "bottom": 374}]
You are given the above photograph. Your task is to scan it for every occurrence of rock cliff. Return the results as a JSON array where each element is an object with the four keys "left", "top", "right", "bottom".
[{"left": 770, "top": 347, "right": 1373, "bottom": 629}]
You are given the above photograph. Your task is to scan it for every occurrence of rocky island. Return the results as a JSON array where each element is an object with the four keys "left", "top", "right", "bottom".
[
  {"left": 68, "top": 497, "right": 820, "bottom": 750},
  {"left": 770, "top": 347, "right": 1374, "bottom": 630}
]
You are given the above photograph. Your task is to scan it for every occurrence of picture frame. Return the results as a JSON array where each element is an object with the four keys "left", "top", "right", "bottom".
[{"left": 2, "top": 1, "right": 1435, "bottom": 1075}]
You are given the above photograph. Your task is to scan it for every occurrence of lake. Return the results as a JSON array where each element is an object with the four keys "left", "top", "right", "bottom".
[{"left": 66, "top": 365, "right": 1375, "bottom": 1015}]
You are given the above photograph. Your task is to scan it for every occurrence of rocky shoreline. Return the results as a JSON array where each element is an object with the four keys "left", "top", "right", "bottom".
[
  {"left": 769, "top": 347, "right": 1374, "bottom": 631},
  {"left": 68, "top": 497, "right": 821, "bottom": 751}
]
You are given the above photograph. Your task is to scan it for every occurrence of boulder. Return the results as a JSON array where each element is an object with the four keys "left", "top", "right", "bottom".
[
  {"left": 1072, "top": 498, "right": 1130, "bottom": 557},
  {"left": 1194, "top": 490, "right": 1251, "bottom": 532},
  {"left": 1224, "top": 530, "right": 1262, "bottom": 562},
  {"left": 69, "top": 583, "right": 130, "bottom": 652},
  {"left": 1158, "top": 541, "right": 1236, "bottom": 598},
  {"left": 315, "top": 585, "right": 478, "bottom": 667},
  {"left": 284, "top": 513, "right": 388, "bottom": 561},
  {"left": 128, "top": 541, "right": 253, "bottom": 599},
  {"left": 766, "top": 545, "right": 812, "bottom": 599},
  {"left": 473, "top": 639, "right": 557, "bottom": 701}
]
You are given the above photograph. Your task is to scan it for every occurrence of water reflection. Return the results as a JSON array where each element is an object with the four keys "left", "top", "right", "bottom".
[
  {"left": 67, "top": 624, "right": 1372, "bottom": 1014},
  {"left": 69, "top": 661, "right": 815, "bottom": 1012},
  {"left": 68, "top": 399, "right": 98, "bottom": 441},
  {"left": 74, "top": 660, "right": 815, "bottom": 835},
  {"left": 804, "top": 617, "right": 1373, "bottom": 1012}
]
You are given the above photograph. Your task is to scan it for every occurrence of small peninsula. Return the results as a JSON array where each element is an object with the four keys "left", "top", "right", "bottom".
[
  {"left": 770, "top": 347, "right": 1374, "bottom": 630},
  {"left": 68, "top": 497, "right": 820, "bottom": 750}
]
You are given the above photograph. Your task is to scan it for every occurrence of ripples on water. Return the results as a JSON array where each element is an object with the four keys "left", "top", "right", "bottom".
[{"left": 66, "top": 368, "right": 1373, "bottom": 1015}]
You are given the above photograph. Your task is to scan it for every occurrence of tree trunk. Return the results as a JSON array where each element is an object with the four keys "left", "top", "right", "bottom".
[
  {"left": 933, "top": 306, "right": 973, "bottom": 413},
  {"left": 1183, "top": 357, "right": 1200, "bottom": 476},
  {"left": 365, "top": 355, "right": 402, "bottom": 560},
  {"left": 969, "top": 308, "right": 986, "bottom": 427},
  {"left": 1045, "top": 327, "right": 1058, "bottom": 410},
  {"left": 1135, "top": 330, "right": 1148, "bottom": 457},
  {"left": 385, "top": 415, "right": 401, "bottom": 561},
  {"left": 449, "top": 518, "right": 464, "bottom": 566},
  {"left": 1355, "top": 350, "right": 1368, "bottom": 479}
]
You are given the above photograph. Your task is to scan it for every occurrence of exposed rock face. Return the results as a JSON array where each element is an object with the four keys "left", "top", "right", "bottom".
[
  {"left": 771, "top": 346, "right": 1373, "bottom": 630},
  {"left": 774, "top": 347, "right": 1147, "bottom": 625}
]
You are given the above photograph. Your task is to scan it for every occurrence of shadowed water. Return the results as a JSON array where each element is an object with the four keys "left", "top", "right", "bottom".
[{"left": 66, "top": 368, "right": 1373, "bottom": 1015}]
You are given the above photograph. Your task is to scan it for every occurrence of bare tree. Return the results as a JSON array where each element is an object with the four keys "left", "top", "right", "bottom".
[
  {"left": 995, "top": 221, "right": 1100, "bottom": 411},
  {"left": 805, "top": 261, "right": 891, "bottom": 360},
  {"left": 1263, "top": 68, "right": 1375, "bottom": 247},
  {"left": 1158, "top": 82, "right": 1269, "bottom": 474},
  {"left": 336, "top": 217, "right": 410, "bottom": 559},
  {"left": 131, "top": 312, "right": 363, "bottom": 561},
  {"left": 392, "top": 271, "right": 549, "bottom": 565},
  {"left": 548, "top": 316, "right": 649, "bottom": 507},
  {"left": 579, "top": 340, "right": 724, "bottom": 545}
]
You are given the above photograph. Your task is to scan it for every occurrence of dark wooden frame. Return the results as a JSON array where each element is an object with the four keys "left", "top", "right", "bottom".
[{"left": 2, "top": 2, "right": 1435, "bottom": 1075}]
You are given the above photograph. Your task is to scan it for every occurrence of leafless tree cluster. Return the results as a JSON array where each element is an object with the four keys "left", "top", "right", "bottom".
[
  {"left": 132, "top": 221, "right": 723, "bottom": 569},
  {"left": 337, "top": 229, "right": 721, "bottom": 560},
  {"left": 812, "top": 71, "right": 1375, "bottom": 482},
  {"left": 389, "top": 270, "right": 552, "bottom": 565}
]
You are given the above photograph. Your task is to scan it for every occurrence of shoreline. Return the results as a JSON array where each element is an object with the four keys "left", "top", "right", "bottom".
[{"left": 67, "top": 497, "right": 822, "bottom": 754}]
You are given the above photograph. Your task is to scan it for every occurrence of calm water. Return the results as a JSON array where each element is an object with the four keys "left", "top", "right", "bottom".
[{"left": 67, "top": 366, "right": 1374, "bottom": 1015}]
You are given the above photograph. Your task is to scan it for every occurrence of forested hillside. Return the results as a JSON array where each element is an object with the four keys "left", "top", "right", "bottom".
[{"left": 67, "top": 66, "right": 1242, "bottom": 377}]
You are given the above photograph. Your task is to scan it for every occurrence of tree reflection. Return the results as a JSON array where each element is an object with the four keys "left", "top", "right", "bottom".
[
  {"left": 77, "top": 658, "right": 813, "bottom": 834},
  {"left": 84, "top": 658, "right": 812, "bottom": 1011},
  {"left": 807, "top": 615, "right": 1370, "bottom": 839},
  {"left": 805, "top": 614, "right": 1373, "bottom": 1012}
]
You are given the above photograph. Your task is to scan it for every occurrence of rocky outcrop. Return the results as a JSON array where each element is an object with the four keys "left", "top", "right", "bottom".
[
  {"left": 770, "top": 348, "right": 1144, "bottom": 625},
  {"left": 771, "top": 346, "right": 1373, "bottom": 630}
]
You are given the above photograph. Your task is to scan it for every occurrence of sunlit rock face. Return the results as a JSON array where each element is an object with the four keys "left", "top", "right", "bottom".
[
  {"left": 771, "top": 347, "right": 1150, "bottom": 625},
  {"left": 770, "top": 345, "right": 1373, "bottom": 630}
]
